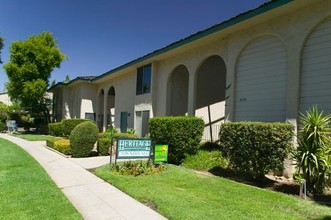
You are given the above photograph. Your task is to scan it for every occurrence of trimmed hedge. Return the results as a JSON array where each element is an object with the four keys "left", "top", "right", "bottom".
[
  {"left": 97, "top": 132, "right": 139, "bottom": 156},
  {"left": 46, "top": 139, "right": 56, "bottom": 148},
  {"left": 98, "top": 138, "right": 111, "bottom": 156},
  {"left": 46, "top": 139, "right": 71, "bottom": 155},
  {"left": 48, "top": 122, "right": 63, "bottom": 137},
  {"left": 48, "top": 119, "right": 90, "bottom": 137},
  {"left": 219, "top": 122, "right": 294, "bottom": 179},
  {"left": 54, "top": 139, "right": 71, "bottom": 155},
  {"left": 70, "top": 121, "right": 99, "bottom": 157},
  {"left": 113, "top": 133, "right": 138, "bottom": 139},
  {"left": 99, "top": 132, "right": 108, "bottom": 139},
  {"left": 62, "top": 119, "right": 89, "bottom": 137},
  {"left": 149, "top": 116, "right": 205, "bottom": 164}
]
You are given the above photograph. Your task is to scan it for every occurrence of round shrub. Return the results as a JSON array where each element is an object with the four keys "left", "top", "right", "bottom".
[
  {"left": 62, "top": 119, "right": 89, "bottom": 137},
  {"left": 70, "top": 121, "right": 99, "bottom": 157}
]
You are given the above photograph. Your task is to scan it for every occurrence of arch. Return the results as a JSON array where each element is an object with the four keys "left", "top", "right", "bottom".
[
  {"left": 195, "top": 55, "right": 226, "bottom": 142},
  {"left": 234, "top": 35, "right": 288, "bottom": 122},
  {"left": 167, "top": 65, "right": 189, "bottom": 116},
  {"left": 71, "top": 87, "right": 80, "bottom": 118},
  {"left": 97, "top": 89, "right": 105, "bottom": 131},
  {"left": 300, "top": 16, "right": 331, "bottom": 114},
  {"left": 107, "top": 86, "right": 116, "bottom": 129}
]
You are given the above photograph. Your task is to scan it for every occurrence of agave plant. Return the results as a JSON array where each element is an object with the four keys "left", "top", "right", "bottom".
[{"left": 294, "top": 106, "right": 331, "bottom": 195}]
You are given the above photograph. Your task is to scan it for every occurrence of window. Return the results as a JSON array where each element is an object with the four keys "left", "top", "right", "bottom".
[
  {"left": 136, "top": 64, "right": 151, "bottom": 95},
  {"left": 85, "top": 113, "right": 96, "bottom": 122}
]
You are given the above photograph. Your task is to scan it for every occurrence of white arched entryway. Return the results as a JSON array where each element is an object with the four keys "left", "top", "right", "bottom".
[
  {"left": 167, "top": 65, "right": 189, "bottom": 116},
  {"left": 97, "top": 89, "right": 104, "bottom": 131},
  {"left": 106, "top": 86, "right": 116, "bottom": 129},
  {"left": 195, "top": 55, "right": 226, "bottom": 142}
]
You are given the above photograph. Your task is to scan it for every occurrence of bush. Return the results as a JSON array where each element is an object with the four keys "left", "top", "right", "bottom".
[
  {"left": 21, "top": 114, "right": 33, "bottom": 131},
  {"left": 97, "top": 132, "right": 138, "bottom": 156},
  {"left": 98, "top": 137, "right": 111, "bottom": 156},
  {"left": 34, "top": 118, "right": 44, "bottom": 131},
  {"left": 150, "top": 116, "right": 205, "bottom": 164},
  {"left": 53, "top": 139, "right": 71, "bottom": 155},
  {"left": 219, "top": 122, "right": 294, "bottom": 179},
  {"left": 62, "top": 119, "right": 89, "bottom": 137},
  {"left": 293, "top": 106, "right": 331, "bottom": 195},
  {"left": 112, "top": 161, "right": 166, "bottom": 176},
  {"left": 199, "top": 141, "right": 221, "bottom": 151},
  {"left": 46, "top": 139, "right": 56, "bottom": 148},
  {"left": 99, "top": 132, "right": 108, "bottom": 139},
  {"left": 70, "top": 121, "right": 99, "bottom": 157},
  {"left": 113, "top": 132, "right": 138, "bottom": 139},
  {"left": 0, "top": 121, "right": 7, "bottom": 132},
  {"left": 182, "top": 150, "right": 228, "bottom": 171},
  {"left": 40, "top": 123, "right": 49, "bottom": 135},
  {"left": 104, "top": 127, "right": 118, "bottom": 146},
  {"left": 48, "top": 122, "right": 63, "bottom": 137},
  {"left": 46, "top": 138, "right": 70, "bottom": 155}
]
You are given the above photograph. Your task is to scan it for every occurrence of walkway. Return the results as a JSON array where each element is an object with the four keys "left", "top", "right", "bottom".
[{"left": 0, "top": 134, "right": 167, "bottom": 220}]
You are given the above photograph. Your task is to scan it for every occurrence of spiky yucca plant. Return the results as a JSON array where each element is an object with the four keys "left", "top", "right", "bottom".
[{"left": 294, "top": 106, "right": 331, "bottom": 195}]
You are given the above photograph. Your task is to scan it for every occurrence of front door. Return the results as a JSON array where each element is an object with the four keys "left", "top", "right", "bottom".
[{"left": 120, "top": 112, "right": 128, "bottom": 133}]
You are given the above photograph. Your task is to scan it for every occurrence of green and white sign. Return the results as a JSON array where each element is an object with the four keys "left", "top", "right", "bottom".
[
  {"left": 116, "top": 138, "right": 152, "bottom": 159},
  {"left": 154, "top": 144, "right": 168, "bottom": 163}
]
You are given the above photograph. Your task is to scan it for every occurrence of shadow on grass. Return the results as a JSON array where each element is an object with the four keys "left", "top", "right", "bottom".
[
  {"left": 312, "top": 216, "right": 331, "bottom": 220},
  {"left": 208, "top": 166, "right": 331, "bottom": 208}
]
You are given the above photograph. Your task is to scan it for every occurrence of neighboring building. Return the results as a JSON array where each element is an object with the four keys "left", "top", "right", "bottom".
[
  {"left": 0, "top": 92, "right": 12, "bottom": 106},
  {"left": 49, "top": 0, "right": 331, "bottom": 142}
]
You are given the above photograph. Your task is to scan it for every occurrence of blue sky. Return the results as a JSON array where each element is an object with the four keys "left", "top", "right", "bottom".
[{"left": 0, "top": 0, "right": 267, "bottom": 92}]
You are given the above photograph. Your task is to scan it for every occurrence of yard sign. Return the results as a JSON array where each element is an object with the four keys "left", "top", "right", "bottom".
[
  {"left": 154, "top": 144, "right": 168, "bottom": 163},
  {"left": 116, "top": 138, "right": 152, "bottom": 159}
]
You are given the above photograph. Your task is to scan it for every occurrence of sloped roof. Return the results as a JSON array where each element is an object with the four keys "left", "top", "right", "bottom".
[
  {"left": 49, "top": 76, "right": 97, "bottom": 90},
  {"left": 49, "top": 0, "right": 293, "bottom": 90}
]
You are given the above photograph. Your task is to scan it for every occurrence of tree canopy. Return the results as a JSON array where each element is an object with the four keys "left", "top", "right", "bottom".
[
  {"left": 63, "top": 74, "right": 70, "bottom": 83},
  {"left": 0, "top": 101, "right": 8, "bottom": 121},
  {"left": 4, "top": 32, "right": 66, "bottom": 122}
]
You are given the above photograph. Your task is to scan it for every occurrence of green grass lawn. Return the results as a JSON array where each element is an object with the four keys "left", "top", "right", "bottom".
[
  {"left": 0, "top": 138, "right": 82, "bottom": 219},
  {"left": 10, "top": 133, "right": 60, "bottom": 141},
  {"left": 95, "top": 164, "right": 331, "bottom": 220}
]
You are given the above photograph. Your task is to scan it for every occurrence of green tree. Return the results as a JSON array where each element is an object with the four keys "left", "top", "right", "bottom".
[
  {"left": 3, "top": 32, "right": 66, "bottom": 123},
  {"left": 63, "top": 74, "right": 70, "bottom": 83},
  {"left": 0, "top": 101, "right": 9, "bottom": 121}
]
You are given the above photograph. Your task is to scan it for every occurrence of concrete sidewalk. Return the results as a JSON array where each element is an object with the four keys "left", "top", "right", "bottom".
[{"left": 0, "top": 134, "right": 167, "bottom": 220}]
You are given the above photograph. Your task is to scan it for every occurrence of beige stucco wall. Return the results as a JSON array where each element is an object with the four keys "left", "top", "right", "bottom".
[
  {"left": 55, "top": 0, "right": 331, "bottom": 138},
  {"left": 79, "top": 84, "right": 97, "bottom": 119},
  {"left": 148, "top": 0, "right": 331, "bottom": 129},
  {"left": 225, "top": 1, "right": 331, "bottom": 126},
  {"left": 51, "top": 1, "right": 331, "bottom": 178},
  {"left": 97, "top": 69, "right": 137, "bottom": 131}
]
